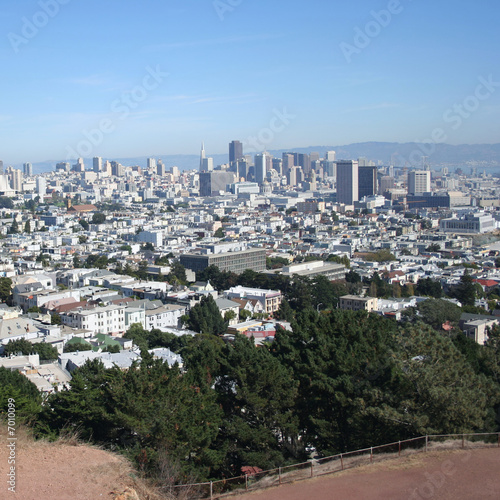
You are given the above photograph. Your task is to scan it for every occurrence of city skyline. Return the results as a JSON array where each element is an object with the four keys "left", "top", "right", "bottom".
[{"left": 1, "top": 0, "right": 499, "bottom": 164}]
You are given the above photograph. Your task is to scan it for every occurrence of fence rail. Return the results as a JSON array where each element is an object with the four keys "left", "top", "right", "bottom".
[{"left": 170, "top": 432, "right": 500, "bottom": 499}]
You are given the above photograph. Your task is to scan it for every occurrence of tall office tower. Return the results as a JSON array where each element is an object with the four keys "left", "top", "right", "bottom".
[
  {"left": 201, "top": 157, "right": 214, "bottom": 172},
  {"left": 229, "top": 140, "right": 243, "bottom": 165},
  {"left": 93, "top": 157, "right": 102, "bottom": 173},
  {"left": 237, "top": 159, "right": 249, "bottom": 180},
  {"left": 147, "top": 157, "right": 156, "bottom": 171},
  {"left": 288, "top": 165, "right": 302, "bottom": 187},
  {"left": 199, "top": 142, "right": 206, "bottom": 171},
  {"left": 336, "top": 160, "right": 359, "bottom": 205},
  {"left": 325, "top": 151, "right": 336, "bottom": 162},
  {"left": 311, "top": 160, "right": 321, "bottom": 176},
  {"left": 321, "top": 160, "right": 336, "bottom": 178},
  {"left": 292, "top": 153, "right": 311, "bottom": 175},
  {"left": 358, "top": 157, "right": 367, "bottom": 167},
  {"left": 73, "top": 158, "right": 85, "bottom": 172},
  {"left": 56, "top": 162, "right": 70, "bottom": 172},
  {"left": 254, "top": 152, "right": 268, "bottom": 185},
  {"left": 23, "top": 162, "right": 33, "bottom": 176},
  {"left": 358, "top": 166, "right": 378, "bottom": 199},
  {"left": 282, "top": 153, "right": 294, "bottom": 175},
  {"left": 0, "top": 160, "right": 3, "bottom": 175},
  {"left": 36, "top": 176, "right": 47, "bottom": 195},
  {"left": 8, "top": 168, "right": 23, "bottom": 192},
  {"left": 272, "top": 158, "right": 283, "bottom": 176},
  {"left": 379, "top": 176, "right": 395, "bottom": 195},
  {"left": 111, "top": 161, "right": 124, "bottom": 177},
  {"left": 309, "top": 152, "right": 320, "bottom": 163},
  {"left": 170, "top": 166, "right": 180, "bottom": 179},
  {"left": 103, "top": 161, "right": 112, "bottom": 175},
  {"left": 199, "top": 171, "right": 236, "bottom": 196},
  {"left": 407, "top": 170, "right": 431, "bottom": 195},
  {"left": 157, "top": 160, "right": 166, "bottom": 176}
]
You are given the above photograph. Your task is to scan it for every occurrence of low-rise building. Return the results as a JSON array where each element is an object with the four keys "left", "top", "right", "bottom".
[{"left": 339, "top": 295, "right": 378, "bottom": 313}]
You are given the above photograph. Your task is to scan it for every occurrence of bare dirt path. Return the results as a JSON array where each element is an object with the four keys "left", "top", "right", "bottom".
[{"left": 235, "top": 448, "right": 500, "bottom": 500}]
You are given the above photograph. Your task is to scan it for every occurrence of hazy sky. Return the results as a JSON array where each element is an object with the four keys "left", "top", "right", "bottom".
[{"left": 1, "top": 0, "right": 499, "bottom": 163}]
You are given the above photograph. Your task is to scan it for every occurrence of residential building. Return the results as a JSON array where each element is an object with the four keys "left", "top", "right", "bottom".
[{"left": 339, "top": 295, "right": 378, "bottom": 312}]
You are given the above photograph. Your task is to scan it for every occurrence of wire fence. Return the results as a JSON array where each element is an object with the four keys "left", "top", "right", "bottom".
[{"left": 170, "top": 432, "right": 500, "bottom": 499}]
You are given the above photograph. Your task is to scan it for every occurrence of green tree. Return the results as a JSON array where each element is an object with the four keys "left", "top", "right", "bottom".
[
  {"left": 213, "top": 335, "right": 299, "bottom": 475},
  {"left": 214, "top": 227, "right": 225, "bottom": 238},
  {"left": 79, "top": 219, "right": 89, "bottom": 231},
  {"left": 186, "top": 295, "right": 227, "bottom": 335},
  {"left": 417, "top": 298, "right": 462, "bottom": 330},
  {"left": 0, "top": 196, "right": 14, "bottom": 209},
  {"left": 0, "top": 277, "right": 13, "bottom": 304},
  {"left": 452, "top": 270, "right": 477, "bottom": 307},
  {"left": 51, "top": 313, "right": 62, "bottom": 325},
  {"left": 91, "top": 212, "right": 106, "bottom": 224},
  {"left": 24, "top": 220, "right": 31, "bottom": 233},
  {"left": 416, "top": 277, "right": 443, "bottom": 298},
  {"left": 8, "top": 219, "right": 19, "bottom": 234},
  {"left": 391, "top": 324, "right": 499, "bottom": 436},
  {"left": 0, "top": 367, "right": 42, "bottom": 424}
]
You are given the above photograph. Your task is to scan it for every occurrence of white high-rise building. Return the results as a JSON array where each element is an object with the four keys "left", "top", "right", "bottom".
[
  {"left": 201, "top": 157, "right": 214, "bottom": 172},
  {"left": 254, "top": 152, "right": 268, "bottom": 185},
  {"left": 408, "top": 170, "right": 431, "bottom": 195},
  {"left": 200, "top": 142, "right": 206, "bottom": 171},
  {"left": 36, "top": 176, "right": 47, "bottom": 196},
  {"left": 336, "top": 160, "right": 359, "bottom": 205},
  {"left": 325, "top": 151, "right": 336, "bottom": 161}
]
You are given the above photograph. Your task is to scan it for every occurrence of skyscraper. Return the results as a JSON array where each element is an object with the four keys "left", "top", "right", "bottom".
[
  {"left": 408, "top": 170, "right": 431, "bottom": 195},
  {"left": 254, "top": 153, "right": 268, "bottom": 185},
  {"left": 358, "top": 166, "right": 378, "bottom": 199},
  {"left": 200, "top": 142, "right": 206, "bottom": 171},
  {"left": 336, "top": 160, "right": 359, "bottom": 205},
  {"left": 229, "top": 140, "right": 243, "bottom": 165},
  {"left": 93, "top": 157, "right": 102, "bottom": 173},
  {"left": 23, "top": 162, "right": 33, "bottom": 176},
  {"left": 147, "top": 158, "right": 156, "bottom": 171},
  {"left": 282, "top": 153, "right": 294, "bottom": 175}
]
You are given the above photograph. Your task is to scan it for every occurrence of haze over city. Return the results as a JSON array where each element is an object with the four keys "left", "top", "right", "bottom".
[{"left": 1, "top": 0, "right": 500, "bottom": 164}]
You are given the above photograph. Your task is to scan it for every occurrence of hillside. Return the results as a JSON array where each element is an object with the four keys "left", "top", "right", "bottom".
[{"left": 0, "top": 425, "right": 164, "bottom": 500}]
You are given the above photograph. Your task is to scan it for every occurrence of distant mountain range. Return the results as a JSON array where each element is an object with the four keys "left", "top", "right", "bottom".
[{"left": 22, "top": 142, "right": 500, "bottom": 174}]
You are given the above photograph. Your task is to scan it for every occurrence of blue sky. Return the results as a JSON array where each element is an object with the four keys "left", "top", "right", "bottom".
[{"left": 1, "top": 0, "right": 499, "bottom": 164}]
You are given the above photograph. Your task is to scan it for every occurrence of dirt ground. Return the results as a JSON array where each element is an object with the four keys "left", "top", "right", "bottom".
[
  {"left": 0, "top": 426, "right": 153, "bottom": 500},
  {"left": 235, "top": 448, "right": 500, "bottom": 500}
]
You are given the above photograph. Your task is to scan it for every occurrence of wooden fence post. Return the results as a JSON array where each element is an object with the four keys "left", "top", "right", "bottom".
[
  {"left": 210, "top": 481, "right": 213, "bottom": 500},
  {"left": 341, "top": 454, "right": 344, "bottom": 470},
  {"left": 310, "top": 461, "right": 314, "bottom": 478},
  {"left": 425, "top": 435, "right": 428, "bottom": 453},
  {"left": 279, "top": 467, "right": 282, "bottom": 485},
  {"left": 398, "top": 441, "right": 401, "bottom": 457}
]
